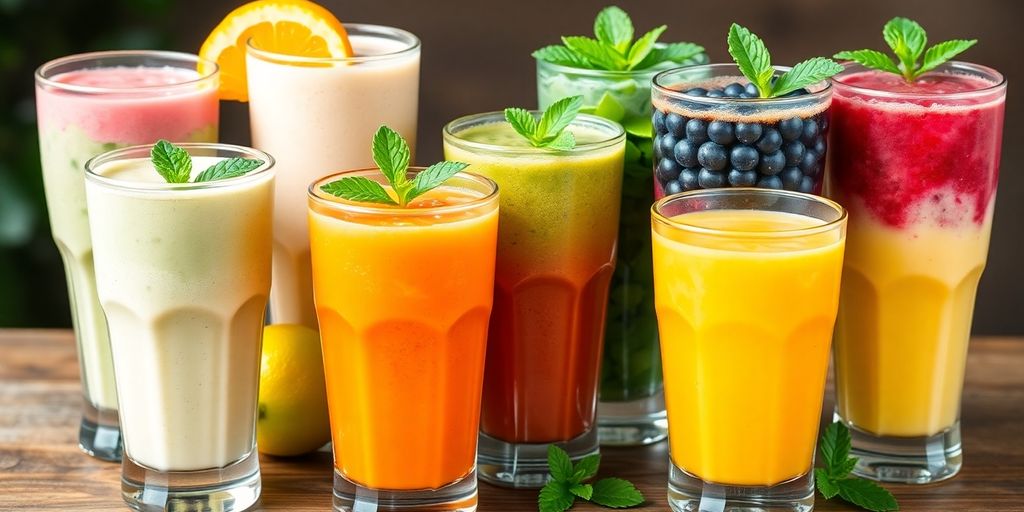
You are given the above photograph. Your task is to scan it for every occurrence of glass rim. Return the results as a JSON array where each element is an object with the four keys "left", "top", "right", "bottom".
[
  {"left": 831, "top": 60, "right": 1006, "bottom": 100},
  {"left": 84, "top": 142, "right": 274, "bottom": 192},
  {"left": 442, "top": 111, "right": 625, "bottom": 156},
  {"left": 245, "top": 23, "right": 420, "bottom": 65},
  {"left": 309, "top": 167, "right": 499, "bottom": 217},
  {"left": 34, "top": 50, "right": 218, "bottom": 94},
  {"left": 534, "top": 46, "right": 708, "bottom": 78},
  {"left": 653, "top": 63, "right": 833, "bottom": 106},
  {"left": 652, "top": 188, "right": 847, "bottom": 239}
]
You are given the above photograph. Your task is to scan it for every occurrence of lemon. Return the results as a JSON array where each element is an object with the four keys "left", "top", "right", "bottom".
[{"left": 257, "top": 324, "right": 331, "bottom": 456}]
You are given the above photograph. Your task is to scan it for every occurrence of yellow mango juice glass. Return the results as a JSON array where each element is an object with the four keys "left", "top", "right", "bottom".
[{"left": 652, "top": 189, "right": 846, "bottom": 512}]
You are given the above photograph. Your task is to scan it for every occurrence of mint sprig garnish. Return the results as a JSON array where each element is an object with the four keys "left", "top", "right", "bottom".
[
  {"left": 150, "top": 140, "right": 262, "bottom": 184},
  {"left": 834, "top": 17, "right": 976, "bottom": 82},
  {"left": 505, "top": 95, "right": 583, "bottom": 151},
  {"left": 816, "top": 422, "right": 899, "bottom": 512},
  {"left": 532, "top": 6, "right": 703, "bottom": 71},
  {"left": 727, "top": 23, "right": 842, "bottom": 98},
  {"left": 538, "top": 445, "right": 644, "bottom": 512},
  {"left": 320, "top": 125, "right": 468, "bottom": 207}
]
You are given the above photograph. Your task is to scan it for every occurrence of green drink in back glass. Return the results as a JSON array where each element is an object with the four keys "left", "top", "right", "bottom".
[{"left": 534, "top": 6, "right": 707, "bottom": 446}]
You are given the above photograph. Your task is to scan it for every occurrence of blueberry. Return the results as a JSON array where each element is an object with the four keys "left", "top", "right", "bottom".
[
  {"left": 686, "top": 119, "right": 709, "bottom": 144},
  {"left": 679, "top": 168, "right": 700, "bottom": 190},
  {"left": 779, "top": 117, "right": 803, "bottom": 141},
  {"left": 757, "top": 175, "right": 783, "bottom": 189},
  {"left": 707, "top": 120, "right": 735, "bottom": 145},
  {"left": 818, "top": 114, "right": 829, "bottom": 132},
  {"left": 723, "top": 82, "right": 746, "bottom": 97},
  {"left": 758, "top": 151, "right": 785, "bottom": 176},
  {"left": 781, "top": 167, "right": 804, "bottom": 191},
  {"left": 783, "top": 141, "right": 805, "bottom": 166},
  {"left": 707, "top": 89, "right": 725, "bottom": 98},
  {"left": 664, "top": 179, "right": 683, "bottom": 195},
  {"left": 653, "top": 110, "right": 667, "bottom": 135},
  {"left": 685, "top": 87, "right": 708, "bottom": 97},
  {"left": 728, "top": 168, "right": 758, "bottom": 187},
  {"left": 799, "top": 176, "right": 816, "bottom": 194},
  {"left": 745, "top": 83, "right": 760, "bottom": 97},
  {"left": 697, "top": 142, "right": 728, "bottom": 171},
  {"left": 698, "top": 168, "right": 727, "bottom": 188},
  {"left": 780, "top": 88, "right": 809, "bottom": 97},
  {"left": 660, "top": 134, "right": 679, "bottom": 157},
  {"left": 735, "top": 122, "right": 763, "bottom": 144},
  {"left": 739, "top": 93, "right": 757, "bottom": 99},
  {"left": 666, "top": 113, "right": 686, "bottom": 137},
  {"left": 799, "top": 150, "right": 819, "bottom": 174},
  {"left": 814, "top": 137, "right": 826, "bottom": 156},
  {"left": 756, "top": 128, "right": 783, "bottom": 153},
  {"left": 673, "top": 139, "right": 700, "bottom": 168},
  {"left": 801, "top": 119, "right": 819, "bottom": 145},
  {"left": 730, "top": 145, "right": 759, "bottom": 171},
  {"left": 657, "top": 158, "right": 682, "bottom": 183}
]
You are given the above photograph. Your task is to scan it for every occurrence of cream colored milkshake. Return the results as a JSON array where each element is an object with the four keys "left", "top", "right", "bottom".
[
  {"left": 85, "top": 145, "right": 273, "bottom": 491},
  {"left": 247, "top": 24, "right": 420, "bottom": 328}
]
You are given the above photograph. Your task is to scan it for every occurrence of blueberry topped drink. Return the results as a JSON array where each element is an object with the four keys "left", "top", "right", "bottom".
[
  {"left": 534, "top": 5, "right": 706, "bottom": 447},
  {"left": 652, "top": 24, "right": 842, "bottom": 198}
]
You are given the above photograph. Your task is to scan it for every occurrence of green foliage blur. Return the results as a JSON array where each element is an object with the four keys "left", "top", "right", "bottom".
[{"left": 0, "top": 0, "right": 175, "bottom": 327}]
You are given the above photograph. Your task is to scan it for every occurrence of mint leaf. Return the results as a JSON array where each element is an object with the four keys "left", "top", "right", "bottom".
[
  {"left": 193, "top": 158, "right": 263, "bottom": 183},
  {"left": 533, "top": 45, "right": 591, "bottom": 67},
  {"left": 771, "top": 57, "right": 843, "bottom": 97},
  {"left": 547, "top": 445, "right": 574, "bottom": 483},
  {"left": 562, "top": 36, "right": 625, "bottom": 70},
  {"left": 570, "top": 453, "right": 600, "bottom": 483},
  {"left": 815, "top": 468, "right": 840, "bottom": 499},
  {"left": 319, "top": 176, "right": 397, "bottom": 205},
  {"left": 407, "top": 161, "right": 468, "bottom": 202},
  {"left": 818, "top": 421, "right": 853, "bottom": 477},
  {"left": 570, "top": 483, "right": 593, "bottom": 501},
  {"left": 371, "top": 125, "right": 410, "bottom": 188},
  {"left": 590, "top": 478, "right": 644, "bottom": 508},
  {"left": 637, "top": 42, "right": 705, "bottom": 69},
  {"left": 539, "top": 481, "right": 575, "bottom": 512},
  {"left": 505, "top": 107, "right": 539, "bottom": 143},
  {"left": 593, "top": 6, "right": 633, "bottom": 54},
  {"left": 626, "top": 25, "right": 667, "bottom": 70},
  {"left": 836, "top": 479, "right": 899, "bottom": 512},
  {"left": 545, "top": 131, "right": 576, "bottom": 151},
  {"left": 151, "top": 139, "right": 191, "bottom": 184},
  {"left": 918, "top": 39, "right": 977, "bottom": 75},
  {"left": 884, "top": 17, "right": 927, "bottom": 77},
  {"left": 727, "top": 23, "right": 774, "bottom": 98},
  {"left": 537, "top": 95, "right": 583, "bottom": 142},
  {"left": 834, "top": 49, "right": 901, "bottom": 75}
]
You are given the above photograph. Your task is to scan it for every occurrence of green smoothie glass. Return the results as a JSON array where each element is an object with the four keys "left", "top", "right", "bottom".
[{"left": 537, "top": 50, "right": 707, "bottom": 446}]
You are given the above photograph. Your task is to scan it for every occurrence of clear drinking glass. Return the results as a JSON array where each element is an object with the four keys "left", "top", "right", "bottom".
[
  {"left": 652, "top": 189, "right": 846, "bottom": 512},
  {"left": 828, "top": 61, "right": 1007, "bottom": 483},
  {"left": 309, "top": 169, "right": 499, "bottom": 511},
  {"left": 247, "top": 24, "right": 420, "bottom": 330},
  {"left": 443, "top": 112, "right": 625, "bottom": 487},
  {"left": 34, "top": 50, "right": 219, "bottom": 461},
  {"left": 85, "top": 143, "right": 273, "bottom": 511}
]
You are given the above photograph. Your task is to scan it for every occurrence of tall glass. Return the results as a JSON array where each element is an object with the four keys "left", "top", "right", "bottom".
[
  {"left": 443, "top": 112, "right": 625, "bottom": 487},
  {"left": 536, "top": 51, "right": 707, "bottom": 446},
  {"left": 309, "top": 170, "right": 499, "bottom": 511},
  {"left": 828, "top": 62, "right": 1006, "bottom": 483},
  {"left": 247, "top": 24, "right": 420, "bottom": 329},
  {"left": 85, "top": 143, "right": 273, "bottom": 511},
  {"left": 653, "top": 189, "right": 846, "bottom": 512},
  {"left": 34, "top": 51, "right": 219, "bottom": 461}
]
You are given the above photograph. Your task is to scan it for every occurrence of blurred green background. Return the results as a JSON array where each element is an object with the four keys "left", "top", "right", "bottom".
[{"left": 2, "top": 0, "right": 1022, "bottom": 333}]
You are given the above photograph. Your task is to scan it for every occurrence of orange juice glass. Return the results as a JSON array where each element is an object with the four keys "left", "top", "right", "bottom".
[
  {"left": 309, "top": 169, "right": 499, "bottom": 512},
  {"left": 652, "top": 189, "right": 846, "bottom": 512}
]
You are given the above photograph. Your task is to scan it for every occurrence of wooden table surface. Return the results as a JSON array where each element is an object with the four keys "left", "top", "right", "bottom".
[{"left": 1, "top": 330, "right": 1022, "bottom": 511}]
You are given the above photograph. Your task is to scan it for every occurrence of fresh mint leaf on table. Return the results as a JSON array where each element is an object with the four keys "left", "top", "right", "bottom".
[
  {"left": 320, "top": 125, "right": 468, "bottom": 207},
  {"left": 816, "top": 422, "right": 899, "bottom": 511},
  {"left": 532, "top": 5, "right": 704, "bottom": 71},
  {"left": 834, "top": 17, "right": 976, "bottom": 82},
  {"left": 506, "top": 95, "right": 584, "bottom": 151},
  {"left": 538, "top": 445, "right": 644, "bottom": 512},
  {"left": 727, "top": 23, "right": 843, "bottom": 98},
  {"left": 151, "top": 139, "right": 263, "bottom": 184}
]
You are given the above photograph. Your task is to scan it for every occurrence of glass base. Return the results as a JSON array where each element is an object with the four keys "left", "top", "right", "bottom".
[
  {"left": 839, "top": 414, "right": 962, "bottom": 484},
  {"left": 333, "top": 468, "right": 477, "bottom": 511},
  {"left": 477, "top": 428, "right": 598, "bottom": 489},
  {"left": 121, "top": 449, "right": 261, "bottom": 511},
  {"left": 668, "top": 462, "right": 814, "bottom": 512},
  {"left": 597, "top": 390, "right": 668, "bottom": 446},
  {"left": 79, "top": 400, "right": 122, "bottom": 462}
]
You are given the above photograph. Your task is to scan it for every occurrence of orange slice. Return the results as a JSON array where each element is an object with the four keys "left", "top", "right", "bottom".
[{"left": 199, "top": 0, "right": 353, "bottom": 101}]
